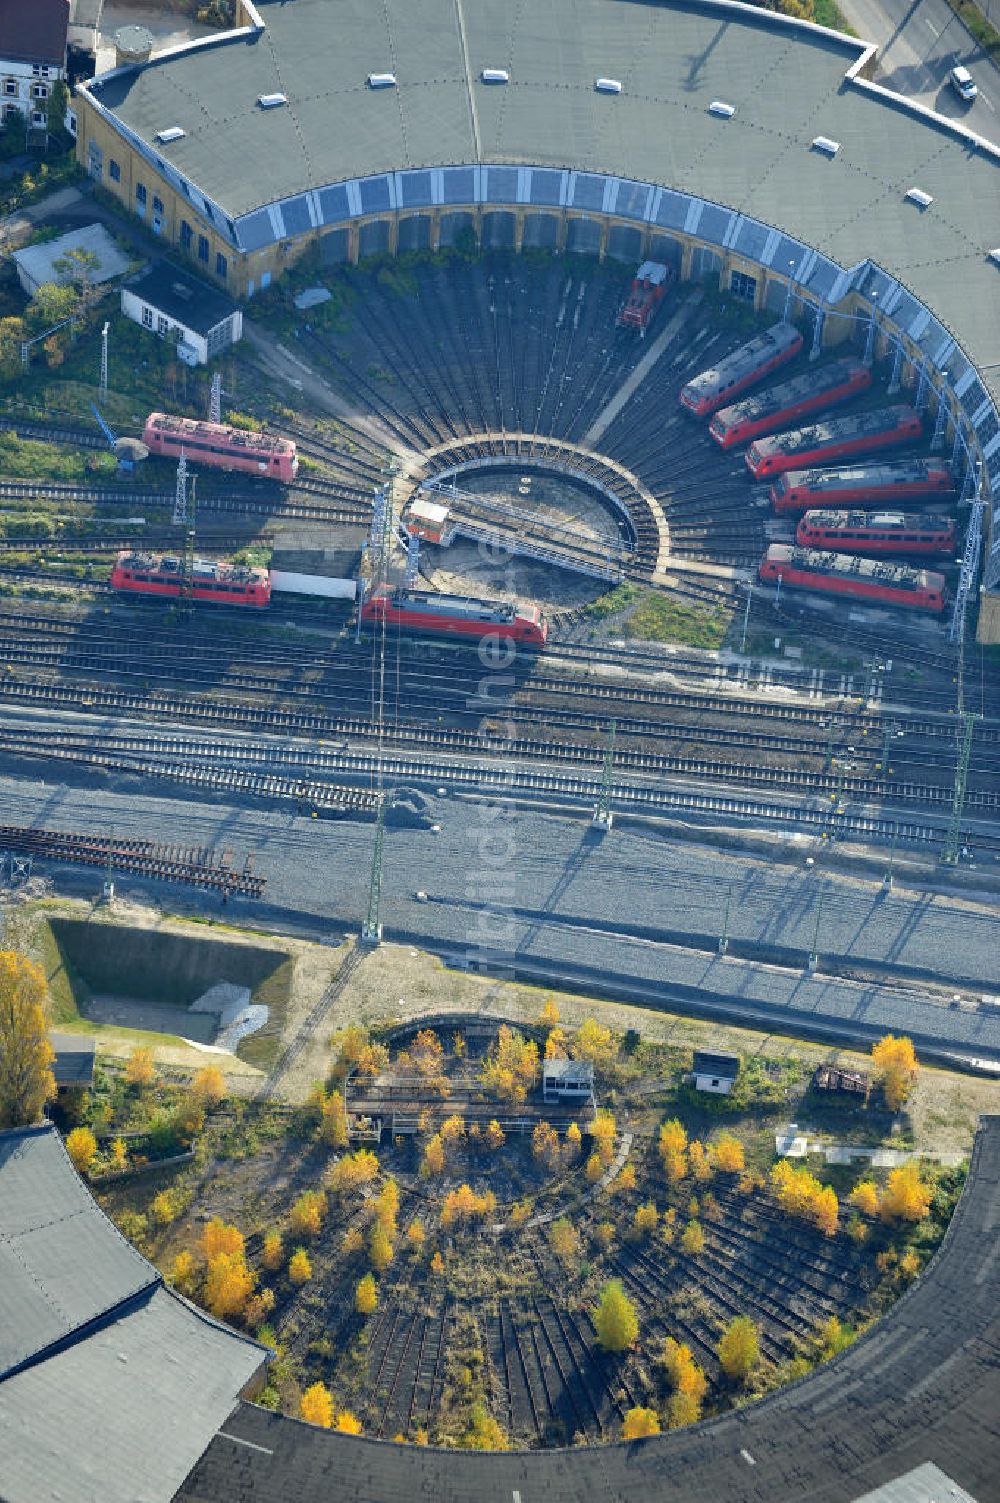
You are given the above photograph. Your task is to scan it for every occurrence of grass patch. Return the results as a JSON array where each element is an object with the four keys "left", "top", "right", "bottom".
[
  {"left": 584, "top": 583, "right": 641, "bottom": 620},
  {"left": 0, "top": 431, "right": 118, "bottom": 483},
  {"left": 623, "top": 589, "right": 730, "bottom": 649},
  {"left": 812, "top": 0, "right": 855, "bottom": 31},
  {"left": 941, "top": 0, "right": 1000, "bottom": 59}
]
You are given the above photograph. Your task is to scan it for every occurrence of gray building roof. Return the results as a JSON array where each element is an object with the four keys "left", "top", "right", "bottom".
[
  {"left": 81, "top": 0, "right": 1000, "bottom": 411},
  {"left": 50, "top": 1029, "right": 97, "bottom": 1088},
  {"left": 0, "top": 1125, "right": 268, "bottom": 1503},
  {"left": 692, "top": 1050, "right": 740, "bottom": 1078},
  {"left": 0, "top": 1284, "right": 266, "bottom": 1503},
  {"left": 0, "top": 1124, "right": 156, "bottom": 1379},
  {"left": 125, "top": 263, "right": 239, "bottom": 336},
  {"left": 13, "top": 223, "right": 131, "bottom": 294},
  {"left": 0, "top": 0, "right": 69, "bottom": 67}
]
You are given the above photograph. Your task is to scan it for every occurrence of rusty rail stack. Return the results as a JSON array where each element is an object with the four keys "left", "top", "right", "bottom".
[{"left": 0, "top": 824, "right": 266, "bottom": 897}]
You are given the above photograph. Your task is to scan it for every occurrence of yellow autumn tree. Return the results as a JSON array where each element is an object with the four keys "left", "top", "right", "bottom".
[
  {"left": 572, "top": 1016, "right": 616, "bottom": 1068},
  {"left": 688, "top": 1140, "right": 713, "bottom": 1182},
  {"left": 594, "top": 1279, "right": 639, "bottom": 1352},
  {"left": 484, "top": 1119, "right": 506, "bottom": 1151},
  {"left": 355, "top": 1273, "right": 378, "bottom": 1313},
  {"left": 335, "top": 1410, "right": 363, "bottom": 1434},
  {"left": 341, "top": 1226, "right": 364, "bottom": 1257},
  {"left": 320, "top": 1089, "right": 349, "bottom": 1149},
  {"left": 192, "top": 1065, "right": 226, "bottom": 1107},
  {"left": 680, "top": 1219, "right": 705, "bottom": 1255},
  {"left": 879, "top": 1164, "right": 932, "bottom": 1223},
  {"left": 634, "top": 1201, "right": 658, "bottom": 1238},
  {"left": 375, "top": 1177, "right": 400, "bottom": 1235},
  {"left": 0, "top": 951, "right": 55, "bottom": 1127},
  {"left": 718, "top": 1316, "right": 759, "bottom": 1382},
  {"left": 300, "top": 1382, "right": 334, "bottom": 1428},
  {"left": 204, "top": 1251, "right": 255, "bottom": 1319},
  {"left": 622, "top": 1407, "right": 660, "bottom": 1439},
  {"left": 369, "top": 1220, "right": 393, "bottom": 1271},
  {"left": 65, "top": 1126, "right": 98, "bottom": 1176},
  {"left": 440, "top": 1113, "right": 466, "bottom": 1146},
  {"left": 538, "top": 997, "right": 560, "bottom": 1029},
  {"left": 459, "top": 1403, "right": 508, "bottom": 1450},
  {"left": 548, "top": 1217, "right": 580, "bottom": 1265},
  {"left": 326, "top": 1149, "right": 380, "bottom": 1194},
  {"left": 202, "top": 1218, "right": 244, "bottom": 1261},
  {"left": 544, "top": 1027, "right": 568, "bottom": 1059},
  {"left": 564, "top": 1121, "right": 582, "bottom": 1160},
  {"left": 421, "top": 1133, "right": 446, "bottom": 1177},
  {"left": 110, "top": 1138, "right": 128, "bottom": 1173},
  {"left": 288, "top": 1247, "right": 312, "bottom": 1285},
  {"left": 262, "top": 1229, "right": 284, "bottom": 1271},
  {"left": 532, "top": 1120, "right": 560, "bottom": 1169},
  {"left": 590, "top": 1109, "right": 617, "bottom": 1165},
  {"left": 170, "top": 1249, "right": 196, "bottom": 1293},
  {"left": 660, "top": 1337, "right": 708, "bottom": 1418},
  {"left": 289, "top": 1190, "right": 327, "bottom": 1239},
  {"left": 712, "top": 1133, "right": 746, "bottom": 1174},
  {"left": 849, "top": 1180, "right": 879, "bottom": 1217},
  {"left": 430, "top": 1251, "right": 445, "bottom": 1275},
  {"left": 871, "top": 1034, "right": 918, "bottom": 1112},
  {"left": 125, "top": 1047, "right": 156, "bottom": 1088},
  {"left": 479, "top": 1025, "right": 540, "bottom": 1104},
  {"left": 406, "top": 1218, "right": 426, "bottom": 1252},
  {"left": 585, "top": 1151, "right": 604, "bottom": 1183},
  {"left": 659, "top": 1118, "right": 688, "bottom": 1183}
]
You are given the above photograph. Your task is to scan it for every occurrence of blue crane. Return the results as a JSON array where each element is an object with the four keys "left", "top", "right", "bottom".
[{"left": 89, "top": 402, "right": 135, "bottom": 473}]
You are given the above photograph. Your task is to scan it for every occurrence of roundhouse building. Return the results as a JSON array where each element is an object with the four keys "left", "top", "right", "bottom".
[{"left": 71, "top": 0, "right": 1000, "bottom": 634}]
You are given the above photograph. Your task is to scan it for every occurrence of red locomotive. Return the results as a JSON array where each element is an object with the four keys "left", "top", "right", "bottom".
[
  {"left": 679, "top": 322, "right": 803, "bottom": 417},
  {"left": 361, "top": 586, "right": 547, "bottom": 644},
  {"left": 111, "top": 551, "right": 271, "bottom": 607},
  {"left": 708, "top": 359, "right": 870, "bottom": 450},
  {"left": 759, "top": 544, "right": 945, "bottom": 613},
  {"left": 747, "top": 406, "right": 922, "bottom": 479},
  {"left": 143, "top": 413, "right": 298, "bottom": 482},
  {"left": 771, "top": 459, "right": 955, "bottom": 514},
  {"left": 795, "top": 509, "right": 957, "bottom": 557},
  {"left": 617, "top": 261, "right": 671, "bottom": 333}
]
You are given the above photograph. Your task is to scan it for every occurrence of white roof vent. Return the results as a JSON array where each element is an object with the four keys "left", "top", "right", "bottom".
[
  {"left": 709, "top": 100, "right": 736, "bottom": 118},
  {"left": 987, "top": 248, "right": 1000, "bottom": 266},
  {"left": 481, "top": 68, "right": 509, "bottom": 84},
  {"left": 595, "top": 77, "right": 622, "bottom": 94},
  {"left": 155, "top": 126, "right": 185, "bottom": 143},
  {"left": 367, "top": 72, "right": 397, "bottom": 89},
  {"left": 257, "top": 93, "right": 287, "bottom": 109},
  {"left": 905, "top": 187, "right": 933, "bottom": 208},
  {"left": 812, "top": 135, "right": 840, "bottom": 156}
]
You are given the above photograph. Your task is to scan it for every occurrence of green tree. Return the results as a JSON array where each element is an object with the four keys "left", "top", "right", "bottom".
[
  {"left": 26, "top": 281, "right": 77, "bottom": 334},
  {"left": 0, "top": 951, "right": 55, "bottom": 1127},
  {"left": 593, "top": 1278, "right": 639, "bottom": 1352}
]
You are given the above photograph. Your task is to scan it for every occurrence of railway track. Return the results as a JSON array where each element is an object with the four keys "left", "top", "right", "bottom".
[{"left": 0, "top": 822, "right": 264, "bottom": 896}]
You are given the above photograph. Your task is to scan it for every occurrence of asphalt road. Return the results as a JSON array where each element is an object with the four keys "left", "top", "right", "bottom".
[
  {"left": 3, "top": 774, "right": 998, "bottom": 1057},
  {"left": 838, "top": 0, "right": 1000, "bottom": 119}
]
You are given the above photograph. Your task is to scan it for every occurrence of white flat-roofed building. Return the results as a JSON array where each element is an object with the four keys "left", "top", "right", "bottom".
[{"left": 542, "top": 1057, "right": 595, "bottom": 1105}]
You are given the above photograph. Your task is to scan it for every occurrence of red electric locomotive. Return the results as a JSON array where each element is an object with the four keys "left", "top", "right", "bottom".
[
  {"left": 617, "top": 261, "right": 671, "bottom": 333},
  {"left": 143, "top": 413, "right": 298, "bottom": 481},
  {"left": 747, "top": 406, "right": 922, "bottom": 480},
  {"left": 771, "top": 459, "right": 956, "bottom": 514},
  {"left": 708, "top": 359, "right": 871, "bottom": 450},
  {"left": 361, "top": 586, "right": 547, "bottom": 644},
  {"left": 679, "top": 322, "right": 803, "bottom": 417},
  {"left": 759, "top": 544, "right": 945, "bottom": 613},
  {"left": 111, "top": 551, "right": 272, "bottom": 607},
  {"left": 795, "top": 509, "right": 957, "bottom": 557}
]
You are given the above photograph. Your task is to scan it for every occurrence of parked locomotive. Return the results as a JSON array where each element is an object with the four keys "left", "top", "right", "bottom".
[
  {"left": 617, "top": 261, "right": 671, "bottom": 333},
  {"left": 143, "top": 413, "right": 298, "bottom": 481},
  {"left": 111, "top": 551, "right": 272, "bottom": 606},
  {"left": 795, "top": 510, "right": 957, "bottom": 556},
  {"left": 361, "top": 586, "right": 547, "bottom": 644},
  {"left": 708, "top": 359, "right": 871, "bottom": 450},
  {"left": 771, "top": 459, "right": 955, "bottom": 513},
  {"left": 759, "top": 544, "right": 945, "bottom": 612},
  {"left": 747, "top": 406, "right": 922, "bottom": 479},
  {"left": 679, "top": 322, "right": 803, "bottom": 417}
]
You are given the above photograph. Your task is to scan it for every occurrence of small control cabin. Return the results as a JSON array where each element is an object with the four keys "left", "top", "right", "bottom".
[
  {"left": 542, "top": 1057, "right": 595, "bottom": 1106},
  {"left": 690, "top": 1050, "right": 740, "bottom": 1095}
]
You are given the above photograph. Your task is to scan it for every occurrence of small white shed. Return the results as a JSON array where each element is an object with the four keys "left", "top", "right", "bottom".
[{"left": 690, "top": 1051, "right": 740, "bottom": 1096}]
